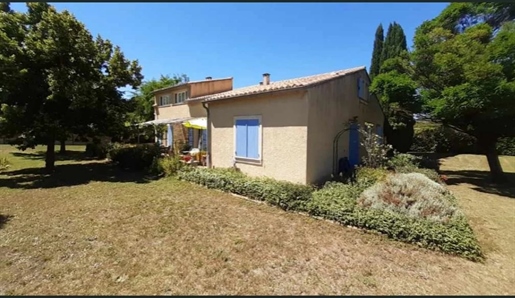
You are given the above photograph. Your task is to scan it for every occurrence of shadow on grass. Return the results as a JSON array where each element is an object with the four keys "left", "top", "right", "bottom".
[
  {"left": 0, "top": 214, "right": 13, "bottom": 229},
  {"left": 408, "top": 152, "right": 456, "bottom": 171},
  {"left": 441, "top": 169, "right": 515, "bottom": 199},
  {"left": 10, "top": 150, "right": 92, "bottom": 162},
  {"left": 0, "top": 161, "right": 158, "bottom": 189}
]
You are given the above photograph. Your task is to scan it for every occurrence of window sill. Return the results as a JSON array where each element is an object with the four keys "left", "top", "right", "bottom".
[
  {"left": 359, "top": 98, "right": 368, "bottom": 104},
  {"left": 235, "top": 157, "right": 262, "bottom": 166},
  {"left": 158, "top": 104, "right": 172, "bottom": 108},
  {"left": 172, "top": 102, "right": 187, "bottom": 106}
]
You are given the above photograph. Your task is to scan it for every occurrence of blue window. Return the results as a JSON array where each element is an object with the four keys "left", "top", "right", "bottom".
[{"left": 235, "top": 117, "right": 261, "bottom": 160}]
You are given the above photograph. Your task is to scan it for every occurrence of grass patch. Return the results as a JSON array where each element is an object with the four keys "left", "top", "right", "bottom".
[{"left": 0, "top": 145, "right": 514, "bottom": 295}]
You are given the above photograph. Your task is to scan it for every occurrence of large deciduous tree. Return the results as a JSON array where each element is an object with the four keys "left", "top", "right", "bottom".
[
  {"left": 0, "top": 3, "right": 142, "bottom": 171},
  {"left": 412, "top": 2, "right": 515, "bottom": 183}
]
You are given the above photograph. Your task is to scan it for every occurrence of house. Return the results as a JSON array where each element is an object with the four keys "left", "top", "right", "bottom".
[
  {"left": 142, "top": 77, "right": 233, "bottom": 150},
  {"left": 197, "top": 66, "right": 385, "bottom": 185}
]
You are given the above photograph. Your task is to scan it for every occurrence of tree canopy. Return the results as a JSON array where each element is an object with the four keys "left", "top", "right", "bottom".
[
  {"left": 411, "top": 2, "right": 515, "bottom": 182},
  {"left": 0, "top": 2, "right": 143, "bottom": 171}
]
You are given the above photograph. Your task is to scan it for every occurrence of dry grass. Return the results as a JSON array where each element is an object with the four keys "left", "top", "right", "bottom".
[{"left": 0, "top": 145, "right": 514, "bottom": 295}]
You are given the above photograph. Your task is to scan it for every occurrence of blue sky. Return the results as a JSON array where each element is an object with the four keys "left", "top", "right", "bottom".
[{"left": 11, "top": 2, "right": 448, "bottom": 90}]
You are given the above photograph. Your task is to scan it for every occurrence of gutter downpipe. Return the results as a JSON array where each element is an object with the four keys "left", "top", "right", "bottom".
[{"left": 202, "top": 101, "right": 211, "bottom": 168}]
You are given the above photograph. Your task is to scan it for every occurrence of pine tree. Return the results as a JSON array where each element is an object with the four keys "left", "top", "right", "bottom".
[{"left": 369, "top": 24, "right": 384, "bottom": 80}]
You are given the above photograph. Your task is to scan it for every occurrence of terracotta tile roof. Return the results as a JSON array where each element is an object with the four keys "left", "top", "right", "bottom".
[{"left": 189, "top": 66, "right": 366, "bottom": 103}]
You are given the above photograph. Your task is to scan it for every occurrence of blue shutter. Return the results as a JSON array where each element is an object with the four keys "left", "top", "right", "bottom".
[
  {"left": 376, "top": 125, "right": 383, "bottom": 144},
  {"left": 235, "top": 119, "right": 247, "bottom": 157},
  {"left": 201, "top": 129, "right": 207, "bottom": 151},
  {"left": 246, "top": 119, "right": 260, "bottom": 159},
  {"left": 188, "top": 128, "right": 194, "bottom": 147}
]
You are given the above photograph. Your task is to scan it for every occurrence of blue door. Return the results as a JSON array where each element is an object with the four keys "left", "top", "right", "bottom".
[{"left": 348, "top": 123, "right": 360, "bottom": 167}]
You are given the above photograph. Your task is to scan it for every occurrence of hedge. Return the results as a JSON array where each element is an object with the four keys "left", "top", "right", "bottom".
[
  {"left": 108, "top": 143, "right": 161, "bottom": 171},
  {"left": 178, "top": 168, "right": 313, "bottom": 211},
  {"left": 177, "top": 167, "right": 483, "bottom": 261}
]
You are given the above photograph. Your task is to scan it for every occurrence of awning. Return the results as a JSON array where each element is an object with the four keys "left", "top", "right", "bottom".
[
  {"left": 182, "top": 117, "right": 207, "bottom": 130},
  {"left": 139, "top": 116, "right": 194, "bottom": 126}
]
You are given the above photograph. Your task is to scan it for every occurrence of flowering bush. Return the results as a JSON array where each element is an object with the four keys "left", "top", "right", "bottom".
[{"left": 358, "top": 122, "right": 392, "bottom": 168}]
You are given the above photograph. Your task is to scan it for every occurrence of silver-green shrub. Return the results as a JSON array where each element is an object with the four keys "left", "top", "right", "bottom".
[{"left": 358, "top": 173, "right": 459, "bottom": 223}]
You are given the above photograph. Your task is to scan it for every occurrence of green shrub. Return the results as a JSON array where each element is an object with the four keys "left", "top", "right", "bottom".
[
  {"left": 411, "top": 123, "right": 477, "bottom": 154},
  {"left": 0, "top": 157, "right": 10, "bottom": 171},
  {"left": 108, "top": 143, "right": 161, "bottom": 171},
  {"left": 153, "top": 155, "right": 184, "bottom": 177},
  {"left": 497, "top": 137, "right": 515, "bottom": 156},
  {"left": 307, "top": 181, "right": 482, "bottom": 261},
  {"left": 358, "top": 173, "right": 459, "bottom": 223},
  {"left": 306, "top": 182, "right": 359, "bottom": 218},
  {"left": 387, "top": 153, "right": 420, "bottom": 170},
  {"left": 386, "top": 153, "right": 442, "bottom": 183},
  {"left": 178, "top": 167, "right": 313, "bottom": 211},
  {"left": 84, "top": 142, "right": 110, "bottom": 159},
  {"left": 355, "top": 167, "right": 389, "bottom": 187}
]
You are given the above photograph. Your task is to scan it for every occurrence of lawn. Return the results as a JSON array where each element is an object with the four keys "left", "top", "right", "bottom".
[{"left": 0, "top": 145, "right": 514, "bottom": 295}]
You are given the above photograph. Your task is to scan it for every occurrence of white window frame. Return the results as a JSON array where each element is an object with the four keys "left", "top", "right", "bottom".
[
  {"left": 173, "top": 91, "right": 189, "bottom": 104},
  {"left": 233, "top": 115, "right": 263, "bottom": 164},
  {"left": 159, "top": 95, "right": 171, "bottom": 106}
]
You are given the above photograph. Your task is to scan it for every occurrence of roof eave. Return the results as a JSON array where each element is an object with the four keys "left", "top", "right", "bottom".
[{"left": 202, "top": 85, "right": 309, "bottom": 104}]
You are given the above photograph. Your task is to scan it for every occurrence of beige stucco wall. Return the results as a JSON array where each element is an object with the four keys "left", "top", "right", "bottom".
[
  {"left": 156, "top": 101, "right": 207, "bottom": 120},
  {"left": 208, "top": 90, "right": 310, "bottom": 184},
  {"left": 190, "top": 78, "right": 233, "bottom": 98},
  {"left": 306, "top": 70, "right": 385, "bottom": 184}
]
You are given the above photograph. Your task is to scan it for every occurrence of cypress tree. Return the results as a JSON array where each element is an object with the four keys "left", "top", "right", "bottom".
[
  {"left": 380, "top": 22, "right": 407, "bottom": 73},
  {"left": 369, "top": 24, "right": 384, "bottom": 80}
]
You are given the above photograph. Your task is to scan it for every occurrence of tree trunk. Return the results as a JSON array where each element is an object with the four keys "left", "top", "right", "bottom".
[
  {"left": 480, "top": 137, "right": 507, "bottom": 184},
  {"left": 45, "top": 138, "right": 56, "bottom": 173},
  {"left": 59, "top": 138, "right": 66, "bottom": 154}
]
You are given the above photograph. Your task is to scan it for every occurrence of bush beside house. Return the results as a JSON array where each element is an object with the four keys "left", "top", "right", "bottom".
[{"left": 108, "top": 143, "right": 160, "bottom": 171}]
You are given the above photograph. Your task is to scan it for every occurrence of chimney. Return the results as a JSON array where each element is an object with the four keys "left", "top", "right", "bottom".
[
  {"left": 262, "top": 73, "right": 270, "bottom": 85},
  {"left": 205, "top": 76, "right": 212, "bottom": 80}
]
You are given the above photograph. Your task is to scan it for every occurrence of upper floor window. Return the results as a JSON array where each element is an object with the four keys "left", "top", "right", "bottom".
[
  {"left": 159, "top": 95, "right": 171, "bottom": 106},
  {"left": 174, "top": 91, "right": 189, "bottom": 104},
  {"left": 357, "top": 77, "right": 368, "bottom": 100}
]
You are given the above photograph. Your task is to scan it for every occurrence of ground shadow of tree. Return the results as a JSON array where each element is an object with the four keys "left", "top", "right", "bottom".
[
  {"left": 10, "top": 149, "right": 92, "bottom": 162},
  {"left": 440, "top": 169, "right": 515, "bottom": 199},
  {"left": 0, "top": 161, "right": 158, "bottom": 189},
  {"left": 0, "top": 214, "right": 13, "bottom": 229}
]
